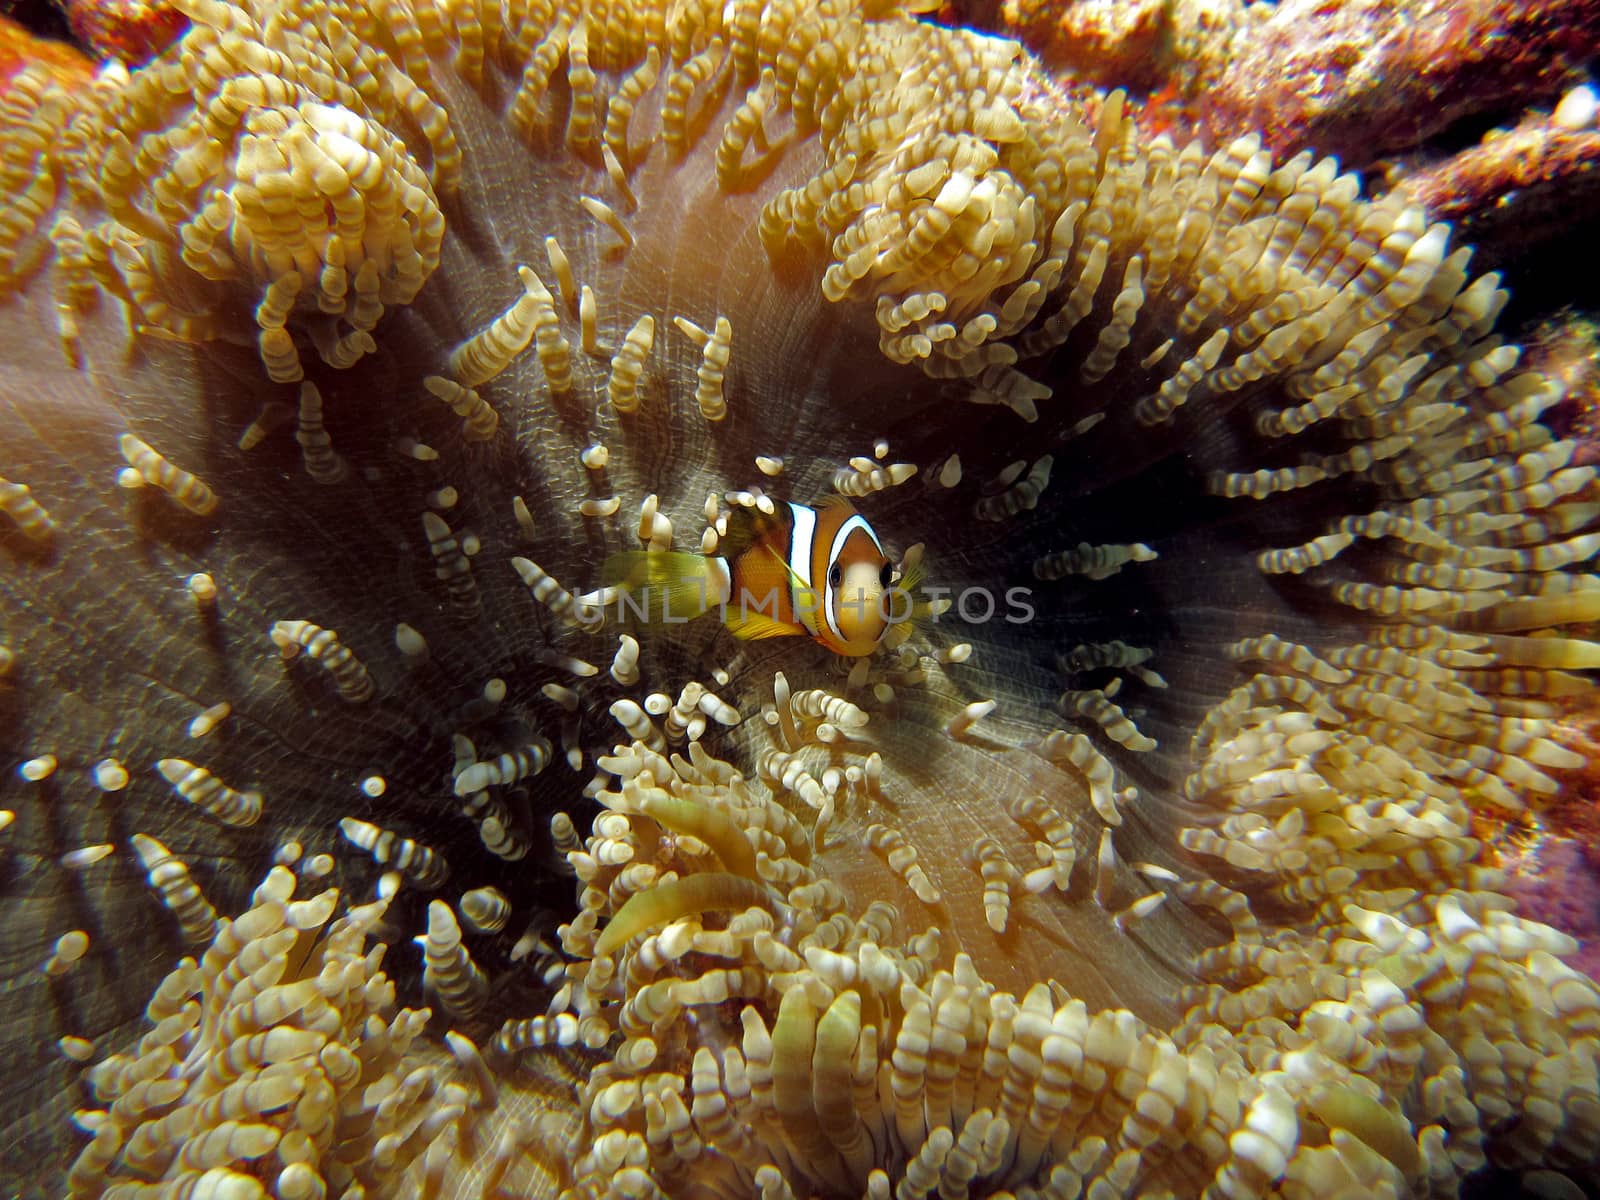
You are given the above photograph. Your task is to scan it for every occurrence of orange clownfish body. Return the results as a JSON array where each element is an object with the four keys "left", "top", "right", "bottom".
[{"left": 602, "top": 500, "right": 896, "bottom": 656}]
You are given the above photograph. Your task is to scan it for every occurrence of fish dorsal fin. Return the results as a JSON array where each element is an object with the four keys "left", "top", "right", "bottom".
[
  {"left": 725, "top": 608, "right": 800, "bottom": 641},
  {"left": 717, "top": 504, "right": 778, "bottom": 562}
]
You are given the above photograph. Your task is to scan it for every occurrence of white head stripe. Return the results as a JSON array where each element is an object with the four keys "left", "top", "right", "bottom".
[{"left": 822, "top": 514, "right": 879, "bottom": 643}]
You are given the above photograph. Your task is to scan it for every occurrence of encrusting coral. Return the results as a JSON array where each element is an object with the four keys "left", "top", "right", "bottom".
[
  {"left": 2, "top": 0, "right": 1600, "bottom": 1197},
  {"left": 996, "top": 0, "right": 1600, "bottom": 276}
]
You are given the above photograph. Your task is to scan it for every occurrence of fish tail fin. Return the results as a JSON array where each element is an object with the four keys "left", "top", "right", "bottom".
[{"left": 602, "top": 551, "right": 725, "bottom": 623}]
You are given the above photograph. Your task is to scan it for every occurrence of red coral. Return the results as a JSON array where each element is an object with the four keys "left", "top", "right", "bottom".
[
  {"left": 0, "top": 12, "right": 92, "bottom": 88},
  {"left": 1520, "top": 313, "right": 1600, "bottom": 467},
  {"left": 1391, "top": 115, "right": 1600, "bottom": 271},
  {"left": 1194, "top": 0, "right": 1600, "bottom": 167},
  {"left": 1003, "top": 0, "right": 1173, "bottom": 88},
  {"left": 57, "top": 0, "right": 187, "bottom": 67}
]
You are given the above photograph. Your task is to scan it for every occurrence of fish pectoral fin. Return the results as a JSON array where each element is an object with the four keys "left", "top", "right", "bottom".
[
  {"left": 725, "top": 610, "right": 801, "bottom": 641},
  {"left": 765, "top": 543, "right": 808, "bottom": 592},
  {"left": 899, "top": 561, "right": 925, "bottom": 594},
  {"left": 759, "top": 546, "right": 825, "bottom": 635}
]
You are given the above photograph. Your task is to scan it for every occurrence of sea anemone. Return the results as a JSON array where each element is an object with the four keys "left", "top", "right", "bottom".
[{"left": 2, "top": 0, "right": 1599, "bottom": 1197}]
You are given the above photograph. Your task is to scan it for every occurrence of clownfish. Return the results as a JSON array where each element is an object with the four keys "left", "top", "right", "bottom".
[{"left": 603, "top": 499, "right": 914, "bottom": 657}]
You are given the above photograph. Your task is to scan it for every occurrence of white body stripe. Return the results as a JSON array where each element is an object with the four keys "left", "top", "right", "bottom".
[
  {"left": 786, "top": 502, "right": 819, "bottom": 634},
  {"left": 786, "top": 502, "right": 817, "bottom": 586},
  {"left": 821, "top": 514, "right": 883, "bottom": 642}
]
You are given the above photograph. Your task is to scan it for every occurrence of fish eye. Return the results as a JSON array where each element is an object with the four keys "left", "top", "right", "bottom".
[
  {"left": 828, "top": 563, "right": 842, "bottom": 587},
  {"left": 879, "top": 563, "right": 893, "bottom": 588}
]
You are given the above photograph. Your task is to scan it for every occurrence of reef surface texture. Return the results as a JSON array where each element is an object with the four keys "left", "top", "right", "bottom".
[
  {"left": 1000, "top": 0, "right": 1600, "bottom": 278},
  {"left": 2, "top": 0, "right": 1600, "bottom": 1197}
]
